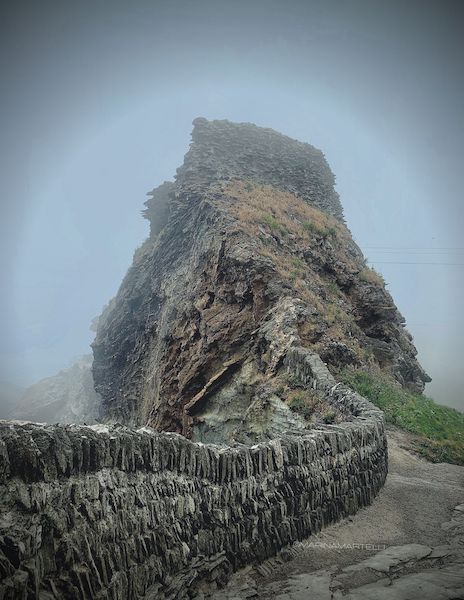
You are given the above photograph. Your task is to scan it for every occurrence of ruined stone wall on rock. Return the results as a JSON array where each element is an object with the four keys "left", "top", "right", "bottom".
[
  {"left": 0, "top": 351, "right": 387, "bottom": 599},
  {"left": 175, "top": 118, "right": 344, "bottom": 220}
]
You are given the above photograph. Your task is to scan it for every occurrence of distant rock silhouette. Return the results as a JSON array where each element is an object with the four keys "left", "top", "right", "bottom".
[{"left": 9, "top": 355, "right": 101, "bottom": 423}]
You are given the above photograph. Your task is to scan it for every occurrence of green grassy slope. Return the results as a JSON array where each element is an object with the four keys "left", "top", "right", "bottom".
[{"left": 340, "top": 370, "right": 464, "bottom": 465}]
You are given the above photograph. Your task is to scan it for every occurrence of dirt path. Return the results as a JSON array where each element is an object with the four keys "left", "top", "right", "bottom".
[{"left": 199, "top": 427, "right": 464, "bottom": 599}]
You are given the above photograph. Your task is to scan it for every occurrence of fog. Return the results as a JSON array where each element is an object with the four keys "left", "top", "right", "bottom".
[{"left": 0, "top": 0, "right": 463, "bottom": 409}]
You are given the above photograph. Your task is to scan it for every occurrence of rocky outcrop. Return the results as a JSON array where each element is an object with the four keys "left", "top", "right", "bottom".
[
  {"left": 8, "top": 356, "right": 101, "bottom": 424},
  {"left": 0, "top": 382, "right": 24, "bottom": 420},
  {"left": 143, "top": 181, "right": 174, "bottom": 239},
  {"left": 92, "top": 118, "right": 429, "bottom": 433},
  {"left": 0, "top": 118, "right": 433, "bottom": 598},
  {"left": 176, "top": 117, "right": 343, "bottom": 219},
  {"left": 0, "top": 348, "right": 387, "bottom": 599}
]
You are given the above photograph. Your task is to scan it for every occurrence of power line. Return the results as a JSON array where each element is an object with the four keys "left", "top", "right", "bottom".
[
  {"left": 367, "top": 250, "right": 464, "bottom": 254},
  {"left": 369, "top": 261, "right": 464, "bottom": 265},
  {"left": 408, "top": 323, "right": 455, "bottom": 327},
  {"left": 362, "top": 246, "right": 464, "bottom": 251}
]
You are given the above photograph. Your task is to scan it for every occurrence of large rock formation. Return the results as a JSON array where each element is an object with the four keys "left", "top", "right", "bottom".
[
  {"left": 1, "top": 118, "right": 422, "bottom": 599},
  {"left": 8, "top": 356, "right": 101, "bottom": 424},
  {"left": 92, "top": 118, "right": 430, "bottom": 437},
  {"left": 0, "top": 381, "right": 24, "bottom": 420}
]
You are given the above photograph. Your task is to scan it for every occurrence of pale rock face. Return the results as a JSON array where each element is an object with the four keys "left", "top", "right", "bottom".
[
  {"left": 0, "top": 381, "right": 24, "bottom": 419},
  {"left": 8, "top": 355, "right": 101, "bottom": 424}
]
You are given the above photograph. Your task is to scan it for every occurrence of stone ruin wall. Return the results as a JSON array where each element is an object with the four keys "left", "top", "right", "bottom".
[
  {"left": 0, "top": 350, "right": 387, "bottom": 599},
  {"left": 143, "top": 118, "right": 344, "bottom": 229}
]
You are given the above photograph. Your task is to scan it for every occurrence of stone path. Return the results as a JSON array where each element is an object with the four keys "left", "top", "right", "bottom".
[{"left": 197, "top": 428, "right": 464, "bottom": 599}]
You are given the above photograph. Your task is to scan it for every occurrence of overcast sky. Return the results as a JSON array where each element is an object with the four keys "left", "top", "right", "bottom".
[{"left": 1, "top": 0, "right": 463, "bottom": 409}]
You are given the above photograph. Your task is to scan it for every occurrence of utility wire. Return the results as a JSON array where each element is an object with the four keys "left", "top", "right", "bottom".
[
  {"left": 362, "top": 246, "right": 464, "bottom": 251},
  {"left": 369, "top": 261, "right": 464, "bottom": 266},
  {"left": 367, "top": 250, "right": 464, "bottom": 254}
]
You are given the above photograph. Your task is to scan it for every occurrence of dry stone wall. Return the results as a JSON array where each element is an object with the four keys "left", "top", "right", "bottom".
[
  {"left": 0, "top": 351, "right": 387, "bottom": 599},
  {"left": 174, "top": 118, "right": 344, "bottom": 220}
]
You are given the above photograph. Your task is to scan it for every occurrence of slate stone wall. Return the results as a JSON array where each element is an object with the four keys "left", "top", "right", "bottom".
[
  {"left": 0, "top": 351, "right": 387, "bottom": 599},
  {"left": 175, "top": 118, "right": 344, "bottom": 221}
]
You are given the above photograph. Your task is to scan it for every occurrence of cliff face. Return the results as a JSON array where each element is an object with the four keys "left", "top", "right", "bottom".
[
  {"left": 92, "top": 118, "right": 430, "bottom": 436},
  {"left": 8, "top": 356, "right": 101, "bottom": 424},
  {"left": 1, "top": 119, "right": 399, "bottom": 597}
]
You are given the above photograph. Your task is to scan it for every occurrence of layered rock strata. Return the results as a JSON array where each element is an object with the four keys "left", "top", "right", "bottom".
[
  {"left": 92, "top": 118, "right": 429, "bottom": 434},
  {"left": 0, "top": 118, "right": 431, "bottom": 597}
]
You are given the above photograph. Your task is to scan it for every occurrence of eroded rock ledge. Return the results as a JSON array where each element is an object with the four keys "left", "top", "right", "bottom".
[{"left": 0, "top": 352, "right": 387, "bottom": 599}]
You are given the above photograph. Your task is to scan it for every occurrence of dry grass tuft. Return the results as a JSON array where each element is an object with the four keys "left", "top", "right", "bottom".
[
  {"left": 221, "top": 180, "right": 384, "bottom": 367},
  {"left": 359, "top": 267, "right": 385, "bottom": 286},
  {"left": 225, "top": 180, "right": 346, "bottom": 242}
]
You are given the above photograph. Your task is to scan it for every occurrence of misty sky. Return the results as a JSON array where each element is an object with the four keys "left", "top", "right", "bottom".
[{"left": 1, "top": 0, "right": 463, "bottom": 409}]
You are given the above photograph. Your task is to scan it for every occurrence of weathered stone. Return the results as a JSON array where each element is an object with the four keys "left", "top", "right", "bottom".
[{"left": 0, "top": 350, "right": 387, "bottom": 598}]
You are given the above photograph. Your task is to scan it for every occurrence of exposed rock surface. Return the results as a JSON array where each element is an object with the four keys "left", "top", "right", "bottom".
[
  {"left": 92, "top": 118, "right": 429, "bottom": 436},
  {"left": 175, "top": 117, "right": 343, "bottom": 220},
  {"left": 0, "top": 381, "right": 24, "bottom": 420},
  {"left": 8, "top": 356, "right": 101, "bottom": 424}
]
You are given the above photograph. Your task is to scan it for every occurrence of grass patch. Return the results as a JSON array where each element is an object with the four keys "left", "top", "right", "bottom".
[
  {"left": 325, "top": 303, "right": 350, "bottom": 325},
  {"left": 302, "top": 220, "right": 327, "bottom": 236},
  {"left": 341, "top": 369, "right": 464, "bottom": 465},
  {"left": 291, "top": 256, "right": 305, "bottom": 269},
  {"left": 286, "top": 388, "right": 342, "bottom": 425},
  {"left": 359, "top": 267, "right": 385, "bottom": 286},
  {"left": 326, "top": 281, "right": 339, "bottom": 296},
  {"left": 262, "top": 213, "right": 288, "bottom": 235},
  {"left": 274, "top": 374, "right": 342, "bottom": 425},
  {"left": 225, "top": 181, "right": 349, "bottom": 250},
  {"left": 288, "top": 391, "right": 312, "bottom": 416},
  {"left": 289, "top": 270, "right": 299, "bottom": 283},
  {"left": 283, "top": 372, "right": 303, "bottom": 388},
  {"left": 302, "top": 220, "right": 337, "bottom": 238},
  {"left": 322, "top": 409, "right": 336, "bottom": 424}
]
